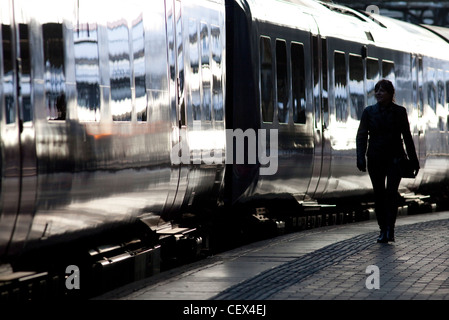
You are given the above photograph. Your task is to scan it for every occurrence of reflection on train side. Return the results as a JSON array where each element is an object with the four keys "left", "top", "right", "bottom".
[{"left": 0, "top": 0, "right": 226, "bottom": 258}]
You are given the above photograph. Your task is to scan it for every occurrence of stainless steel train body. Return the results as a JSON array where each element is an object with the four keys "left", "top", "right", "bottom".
[
  {"left": 0, "top": 0, "right": 226, "bottom": 261},
  {"left": 228, "top": 0, "right": 449, "bottom": 204},
  {"left": 1, "top": 0, "right": 449, "bottom": 265}
]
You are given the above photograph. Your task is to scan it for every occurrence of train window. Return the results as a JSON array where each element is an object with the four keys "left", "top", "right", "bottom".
[
  {"left": 74, "top": 24, "right": 101, "bottom": 122},
  {"left": 43, "top": 23, "right": 66, "bottom": 121},
  {"left": 18, "top": 24, "right": 32, "bottom": 123},
  {"left": 438, "top": 79, "right": 445, "bottom": 108},
  {"left": 133, "top": 16, "right": 147, "bottom": 122},
  {"left": 418, "top": 57, "right": 424, "bottom": 118},
  {"left": 260, "top": 36, "right": 273, "bottom": 123},
  {"left": 446, "top": 77, "right": 449, "bottom": 107},
  {"left": 446, "top": 73, "right": 449, "bottom": 131},
  {"left": 428, "top": 84, "right": 436, "bottom": 113},
  {"left": 438, "top": 73, "right": 445, "bottom": 132},
  {"left": 312, "top": 36, "right": 319, "bottom": 128},
  {"left": 426, "top": 68, "right": 436, "bottom": 113},
  {"left": 2, "top": 23, "right": 15, "bottom": 124},
  {"left": 349, "top": 54, "right": 364, "bottom": 120},
  {"left": 366, "top": 58, "right": 379, "bottom": 106},
  {"left": 189, "top": 19, "right": 201, "bottom": 121},
  {"left": 146, "top": 2, "right": 168, "bottom": 118},
  {"left": 411, "top": 55, "right": 418, "bottom": 114},
  {"left": 211, "top": 25, "right": 223, "bottom": 121},
  {"left": 382, "top": 60, "right": 395, "bottom": 83},
  {"left": 291, "top": 42, "right": 306, "bottom": 124},
  {"left": 438, "top": 79, "right": 445, "bottom": 131},
  {"left": 200, "top": 22, "right": 211, "bottom": 121},
  {"left": 276, "top": 39, "right": 288, "bottom": 124},
  {"left": 109, "top": 20, "right": 132, "bottom": 122},
  {"left": 321, "top": 38, "right": 329, "bottom": 129},
  {"left": 334, "top": 51, "right": 347, "bottom": 122},
  {"left": 446, "top": 78, "right": 449, "bottom": 106},
  {"left": 176, "top": 6, "right": 185, "bottom": 126},
  {"left": 429, "top": 84, "right": 437, "bottom": 113}
]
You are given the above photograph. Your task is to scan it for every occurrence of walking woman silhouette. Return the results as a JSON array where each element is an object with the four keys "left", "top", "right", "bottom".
[{"left": 356, "top": 79, "right": 420, "bottom": 243}]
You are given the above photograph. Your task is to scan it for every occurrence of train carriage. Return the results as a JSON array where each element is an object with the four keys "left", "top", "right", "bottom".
[
  {"left": 227, "top": 0, "right": 449, "bottom": 206},
  {"left": 0, "top": 0, "right": 226, "bottom": 260}
]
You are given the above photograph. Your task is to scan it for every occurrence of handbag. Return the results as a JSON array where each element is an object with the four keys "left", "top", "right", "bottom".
[{"left": 398, "top": 156, "right": 416, "bottom": 178}]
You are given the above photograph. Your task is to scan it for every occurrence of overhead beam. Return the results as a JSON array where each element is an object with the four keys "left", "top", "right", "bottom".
[{"left": 332, "top": 1, "right": 449, "bottom": 27}]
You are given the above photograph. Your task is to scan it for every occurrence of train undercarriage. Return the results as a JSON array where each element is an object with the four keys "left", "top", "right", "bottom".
[{"left": 0, "top": 188, "right": 441, "bottom": 301}]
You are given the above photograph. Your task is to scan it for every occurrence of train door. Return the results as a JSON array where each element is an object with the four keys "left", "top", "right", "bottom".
[
  {"left": 0, "top": 0, "right": 19, "bottom": 258},
  {"left": 0, "top": 0, "right": 37, "bottom": 257},
  {"left": 306, "top": 34, "right": 331, "bottom": 199},
  {"left": 164, "top": 0, "right": 188, "bottom": 217}
]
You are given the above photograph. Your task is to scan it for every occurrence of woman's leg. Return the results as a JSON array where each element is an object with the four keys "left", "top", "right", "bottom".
[
  {"left": 368, "top": 159, "right": 388, "bottom": 241},
  {"left": 385, "top": 164, "right": 402, "bottom": 241}
]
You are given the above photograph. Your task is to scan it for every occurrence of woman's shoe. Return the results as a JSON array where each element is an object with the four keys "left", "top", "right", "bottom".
[
  {"left": 377, "top": 230, "right": 388, "bottom": 243},
  {"left": 386, "top": 227, "right": 395, "bottom": 242}
]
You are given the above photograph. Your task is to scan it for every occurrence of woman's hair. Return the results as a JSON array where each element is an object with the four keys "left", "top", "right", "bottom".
[{"left": 375, "top": 79, "right": 395, "bottom": 102}]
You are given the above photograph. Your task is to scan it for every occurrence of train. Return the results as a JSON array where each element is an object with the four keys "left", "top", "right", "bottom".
[{"left": 1, "top": 0, "right": 449, "bottom": 297}]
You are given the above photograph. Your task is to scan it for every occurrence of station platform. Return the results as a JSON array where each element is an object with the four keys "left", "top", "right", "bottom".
[{"left": 96, "top": 210, "right": 449, "bottom": 302}]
